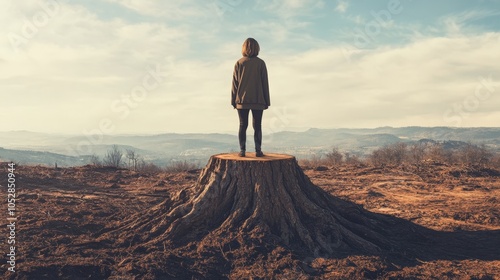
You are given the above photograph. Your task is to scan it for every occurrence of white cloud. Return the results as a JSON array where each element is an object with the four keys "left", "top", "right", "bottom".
[
  {"left": 335, "top": 0, "right": 349, "bottom": 13},
  {"left": 257, "top": 0, "right": 323, "bottom": 10},
  {"left": 264, "top": 33, "right": 500, "bottom": 129},
  {"left": 0, "top": 2, "right": 192, "bottom": 133},
  {"left": 1, "top": 1, "right": 499, "bottom": 135},
  {"left": 441, "top": 10, "right": 500, "bottom": 35},
  {"left": 104, "top": 0, "right": 206, "bottom": 19},
  {"left": 255, "top": 0, "right": 324, "bottom": 18}
]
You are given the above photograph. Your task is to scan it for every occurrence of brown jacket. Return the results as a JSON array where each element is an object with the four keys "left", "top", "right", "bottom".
[{"left": 231, "top": 56, "right": 270, "bottom": 110}]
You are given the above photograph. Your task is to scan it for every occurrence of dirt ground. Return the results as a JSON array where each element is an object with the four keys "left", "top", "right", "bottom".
[{"left": 1, "top": 160, "right": 499, "bottom": 279}]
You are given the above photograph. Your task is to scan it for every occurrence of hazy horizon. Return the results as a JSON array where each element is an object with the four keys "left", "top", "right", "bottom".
[
  {"left": 3, "top": 125, "right": 500, "bottom": 137},
  {"left": 1, "top": 1, "right": 499, "bottom": 135}
]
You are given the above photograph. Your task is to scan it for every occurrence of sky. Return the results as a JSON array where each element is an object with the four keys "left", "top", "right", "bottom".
[{"left": 1, "top": 0, "right": 499, "bottom": 135}]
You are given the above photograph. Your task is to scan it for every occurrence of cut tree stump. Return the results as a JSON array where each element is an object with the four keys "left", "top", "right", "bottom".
[{"left": 111, "top": 153, "right": 425, "bottom": 257}]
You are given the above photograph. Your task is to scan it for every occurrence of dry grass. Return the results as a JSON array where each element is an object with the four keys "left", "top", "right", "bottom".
[
  {"left": 300, "top": 142, "right": 499, "bottom": 171},
  {"left": 3, "top": 160, "right": 499, "bottom": 279}
]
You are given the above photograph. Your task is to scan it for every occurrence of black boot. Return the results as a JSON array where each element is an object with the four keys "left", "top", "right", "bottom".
[{"left": 254, "top": 128, "right": 262, "bottom": 157}]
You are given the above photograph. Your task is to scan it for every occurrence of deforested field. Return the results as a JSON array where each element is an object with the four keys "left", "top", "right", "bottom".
[{"left": 1, "top": 160, "right": 499, "bottom": 279}]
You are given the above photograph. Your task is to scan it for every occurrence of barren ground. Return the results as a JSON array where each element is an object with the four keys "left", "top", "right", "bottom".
[{"left": 1, "top": 160, "right": 499, "bottom": 279}]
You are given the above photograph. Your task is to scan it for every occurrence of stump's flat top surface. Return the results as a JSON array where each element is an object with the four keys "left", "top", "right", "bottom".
[{"left": 214, "top": 153, "right": 295, "bottom": 161}]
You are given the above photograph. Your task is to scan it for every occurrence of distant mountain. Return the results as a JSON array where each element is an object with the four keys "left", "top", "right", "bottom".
[
  {"left": 0, "top": 147, "right": 88, "bottom": 167},
  {"left": 0, "top": 130, "right": 68, "bottom": 147},
  {"left": 264, "top": 127, "right": 500, "bottom": 157},
  {"left": 0, "top": 127, "right": 498, "bottom": 166}
]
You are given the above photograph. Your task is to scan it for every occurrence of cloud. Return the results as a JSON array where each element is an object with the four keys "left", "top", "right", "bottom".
[
  {"left": 265, "top": 33, "right": 500, "bottom": 129},
  {"left": 441, "top": 10, "right": 500, "bottom": 35},
  {"left": 0, "top": 2, "right": 193, "bottom": 133},
  {"left": 104, "top": 0, "right": 206, "bottom": 19},
  {"left": 1, "top": 1, "right": 499, "bottom": 135},
  {"left": 255, "top": 0, "right": 324, "bottom": 18},
  {"left": 335, "top": 0, "right": 349, "bottom": 13}
]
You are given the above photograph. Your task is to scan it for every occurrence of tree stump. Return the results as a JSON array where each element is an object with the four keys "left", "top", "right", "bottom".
[{"left": 113, "top": 153, "right": 420, "bottom": 257}]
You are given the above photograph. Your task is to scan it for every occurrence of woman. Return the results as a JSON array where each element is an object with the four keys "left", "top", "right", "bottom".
[{"left": 231, "top": 38, "right": 270, "bottom": 157}]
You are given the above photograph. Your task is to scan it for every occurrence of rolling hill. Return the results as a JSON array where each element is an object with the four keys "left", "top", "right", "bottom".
[{"left": 1, "top": 127, "right": 498, "bottom": 166}]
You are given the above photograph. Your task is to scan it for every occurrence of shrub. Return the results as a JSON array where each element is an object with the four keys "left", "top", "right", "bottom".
[
  {"left": 299, "top": 154, "right": 324, "bottom": 169},
  {"left": 137, "top": 160, "right": 163, "bottom": 174},
  {"left": 370, "top": 142, "right": 407, "bottom": 167},
  {"left": 125, "top": 149, "right": 140, "bottom": 171},
  {"left": 89, "top": 154, "right": 102, "bottom": 167},
  {"left": 344, "top": 152, "right": 363, "bottom": 165},
  {"left": 165, "top": 160, "right": 198, "bottom": 173},
  {"left": 491, "top": 154, "right": 500, "bottom": 169},
  {"left": 325, "top": 148, "right": 343, "bottom": 165},
  {"left": 427, "top": 143, "right": 455, "bottom": 164},
  {"left": 102, "top": 145, "right": 123, "bottom": 168},
  {"left": 407, "top": 142, "right": 427, "bottom": 165},
  {"left": 458, "top": 144, "right": 492, "bottom": 167}
]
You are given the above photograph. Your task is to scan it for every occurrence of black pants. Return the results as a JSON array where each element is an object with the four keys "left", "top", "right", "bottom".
[{"left": 237, "top": 109, "right": 263, "bottom": 152}]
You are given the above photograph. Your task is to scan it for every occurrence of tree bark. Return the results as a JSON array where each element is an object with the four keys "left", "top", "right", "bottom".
[{"left": 112, "top": 153, "right": 421, "bottom": 257}]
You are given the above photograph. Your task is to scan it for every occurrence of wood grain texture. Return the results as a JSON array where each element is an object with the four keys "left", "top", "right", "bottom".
[{"left": 110, "top": 153, "right": 426, "bottom": 257}]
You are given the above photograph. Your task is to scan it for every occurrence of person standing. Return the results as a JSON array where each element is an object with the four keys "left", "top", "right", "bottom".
[{"left": 231, "top": 38, "right": 270, "bottom": 157}]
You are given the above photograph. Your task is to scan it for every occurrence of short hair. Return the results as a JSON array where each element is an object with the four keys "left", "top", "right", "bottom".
[{"left": 242, "top": 38, "right": 260, "bottom": 57}]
